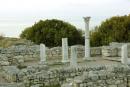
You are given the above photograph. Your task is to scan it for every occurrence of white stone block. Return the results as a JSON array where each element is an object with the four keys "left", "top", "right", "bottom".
[
  {"left": 121, "top": 44, "right": 128, "bottom": 64},
  {"left": 62, "top": 38, "right": 69, "bottom": 63},
  {"left": 40, "top": 44, "right": 46, "bottom": 64},
  {"left": 70, "top": 46, "right": 77, "bottom": 67}
]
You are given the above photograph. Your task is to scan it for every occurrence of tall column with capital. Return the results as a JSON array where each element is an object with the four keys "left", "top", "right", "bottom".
[{"left": 83, "top": 17, "right": 91, "bottom": 59}]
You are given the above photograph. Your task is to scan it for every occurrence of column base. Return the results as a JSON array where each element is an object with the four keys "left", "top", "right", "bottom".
[{"left": 39, "top": 61, "right": 47, "bottom": 65}]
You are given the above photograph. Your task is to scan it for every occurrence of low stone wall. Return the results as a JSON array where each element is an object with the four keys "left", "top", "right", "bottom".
[
  {"left": 74, "top": 70, "right": 127, "bottom": 87},
  {"left": 62, "top": 66, "right": 130, "bottom": 87},
  {"left": 102, "top": 46, "right": 119, "bottom": 57},
  {"left": 0, "top": 45, "right": 102, "bottom": 65},
  {"left": 90, "top": 47, "right": 102, "bottom": 56},
  {"left": 2, "top": 64, "right": 130, "bottom": 87},
  {"left": 47, "top": 46, "right": 102, "bottom": 59},
  {"left": 24, "top": 65, "right": 106, "bottom": 87},
  {"left": 1, "top": 41, "right": 130, "bottom": 66},
  {"left": 102, "top": 45, "right": 130, "bottom": 57},
  {"left": 1, "top": 42, "right": 130, "bottom": 66},
  {"left": 2, "top": 65, "right": 49, "bottom": 83},
  {"left": 17, "top": 65, "right": 130, "bottom": 87},
  {"left": 2, "top": 66, "right": 20, "bottom": 82},
  {"left": 0, "top": 45, "right": 40, "bottom": 65},
  {"left": 0, "top": 83, "right": 25, "bottom": 87},
  {"left": 102, "top": 42, "right": 130, "bottom": 57}
]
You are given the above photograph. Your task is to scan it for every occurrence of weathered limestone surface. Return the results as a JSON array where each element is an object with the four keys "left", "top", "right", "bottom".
[
  {"left": 2, "top": 62, "right": 130, "bottom": 87},
  {"left": 2, "top": 40, "right": 130, "bottom": 87},
  {"left": 0, "top": 44, "right": 40, "bottom": 65},
  {"left": 121, "top": 44, "right": 128, "bottom": 64},
  {"left": 70, "top": 46, "right": 77, "bottom": 67},
  {"left": 2, "top": 66, "right": 20, "bottom": 82},
  {"left": 83, "top": 17, "right": 91, "bottom": 59},
  {"left": 62, "top": 38, "right": 69, "bottom": 63},
  {"left": 102, "top": 42, "right": 130, "bottom": 57},
  {"left": 2, "top": 41, "right": 130, "bottom": 66},
  {"left": 1, "top": 44, "right": 130, "bottom": 87},
  {"left": 25, "top": 65, "right": 107, "bottom": 87},
  {"left": 2, "top": 16, "right": 130, "bottom": 87},
  {"left": 62, "top": 66, "right": 130, "bottom": 87},
  {"left": 0, "top": 83, "right": 25, "bottom": 87},
  {"left": 102, "top": 46, "right": 118, "bottom": 57},
  {"left": 40, "top": 44, "right": 46, "bottom": 63},
  {"left": 0, "top": 45, "right": 102, "bottom": 65}
]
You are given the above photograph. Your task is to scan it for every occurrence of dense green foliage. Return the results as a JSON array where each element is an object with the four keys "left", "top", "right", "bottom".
[
  {"left": 20, "top": 19, "right": 84, "bottom": 47},
  {"left": 90, "top": 15, "right": 130, "bottom": 47}
]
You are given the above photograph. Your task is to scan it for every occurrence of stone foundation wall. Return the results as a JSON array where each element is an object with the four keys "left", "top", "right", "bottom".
[
  {"left": 3, "top": 64, "right": 130, "bottom": 87},
  {"left": 0, "top": 83, "right": 25, "bottom": 87},
  {"left": 0, "top": 42, "right": 130, "bottom": 65},
  {"left": 102, "top": 44, "right": 130, "bottom": 57},
  {"left": 0, "top": 45, "right": 40, "bottom": 65},
  {"left": 1, "top": 41, "right": 130, "bottom": 65},
  {"left": 74, "top": 70, "right": 128, "bottom": 87},
  {"left": 102, "top": 46, "right": 119, "bottom": 57},
  {"left": 21, "top": 65, "right": 130, "bottom": 87},
  {"left": 0, "top": 45, "right": 102, "bottom": 65},
  {"left": 47, "top": 46, "right": 102, "bottom": 59},
  {"left": 62, "top": 66, "right": 130, "bottom": 87},
  {"left": 24, "top": 65, "right": 107, "bottom": 87}
]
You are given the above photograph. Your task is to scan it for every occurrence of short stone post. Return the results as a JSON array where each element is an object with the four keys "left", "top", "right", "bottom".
[
  {"left": 121, "top": 44, "right": 128, "bottom": 64},
  {"left": 62, "top": 38, "right": 69, "bottom": 63},
  {"left": 40, "top": 44, "right": 46, "bottom": 64},
  {"left": 83, "top": 17, "right": 91, "bottom": 60},
  {"left": 70, "top": 46, "right": 77, "bottom": 67}
]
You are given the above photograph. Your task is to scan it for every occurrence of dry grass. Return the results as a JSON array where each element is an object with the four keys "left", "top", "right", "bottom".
[{"left": 0, "top": 37, "right": 28, "bottom": 48}]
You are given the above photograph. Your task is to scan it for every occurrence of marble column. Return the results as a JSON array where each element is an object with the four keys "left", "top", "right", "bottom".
[
  {"left": 70, "top": 46, "right": 77, "bottom": 67},
  {"left": 83, "top": 17, "right": 91, "bottom": 60},
  {"left": 62, "top": 38, "right": 69, "bottom": 63},
  {"left": 121, "top": 44, "right": 128, "bottom": 64},
  {"left": 40, "top": 44, "right": 46, "bottom": 64}
]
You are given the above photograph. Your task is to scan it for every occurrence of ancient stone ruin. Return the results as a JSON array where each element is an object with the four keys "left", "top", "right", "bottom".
[{"left": 1, "top": 17, "right": 130, "bottom": 87}]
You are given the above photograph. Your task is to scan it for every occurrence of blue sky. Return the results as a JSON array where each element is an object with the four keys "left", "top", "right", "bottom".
[{"left": 0, "top": 0, "right": 130, "bottom": 37}]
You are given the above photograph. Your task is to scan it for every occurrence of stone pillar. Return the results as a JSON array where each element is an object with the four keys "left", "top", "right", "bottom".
[
  {"left": 83, "top": 17, "right": 91, "bottom": 60},
  {"left": 40, "top": 44, "right": 46, "bottom": 64},
  {"left": 62, "top": 38, "right": 69, "bottom": 63},
  {"left": 121, "top": 44, "right": 128, "bottom": 64},
  {"left": 70, "top": 46, "right": 77, "bottom": 67}
]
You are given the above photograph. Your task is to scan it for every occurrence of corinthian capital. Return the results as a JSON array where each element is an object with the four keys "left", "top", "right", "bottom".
[{"left": 83, "top": 17, "right": 91, "bottom": 23}]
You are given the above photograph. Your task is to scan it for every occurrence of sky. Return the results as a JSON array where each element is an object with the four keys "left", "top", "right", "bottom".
[{"left": 0, "top": 0, "right": 130, "bottom": 37}]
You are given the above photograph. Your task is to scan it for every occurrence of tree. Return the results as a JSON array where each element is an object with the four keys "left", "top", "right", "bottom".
[
  {"left": 90, "top": 14, "right": 130, "bottom": 47},
  {"left": 20, "top": 19, "right": 84, "bottom": 47}
]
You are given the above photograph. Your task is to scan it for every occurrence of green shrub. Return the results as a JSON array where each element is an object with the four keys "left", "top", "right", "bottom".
[
  {"left": 90, "top": 14, "right": 130, "bottom": 47},
  {"left": 20, "top": 19, "right": 84, "bottom": 47}
]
